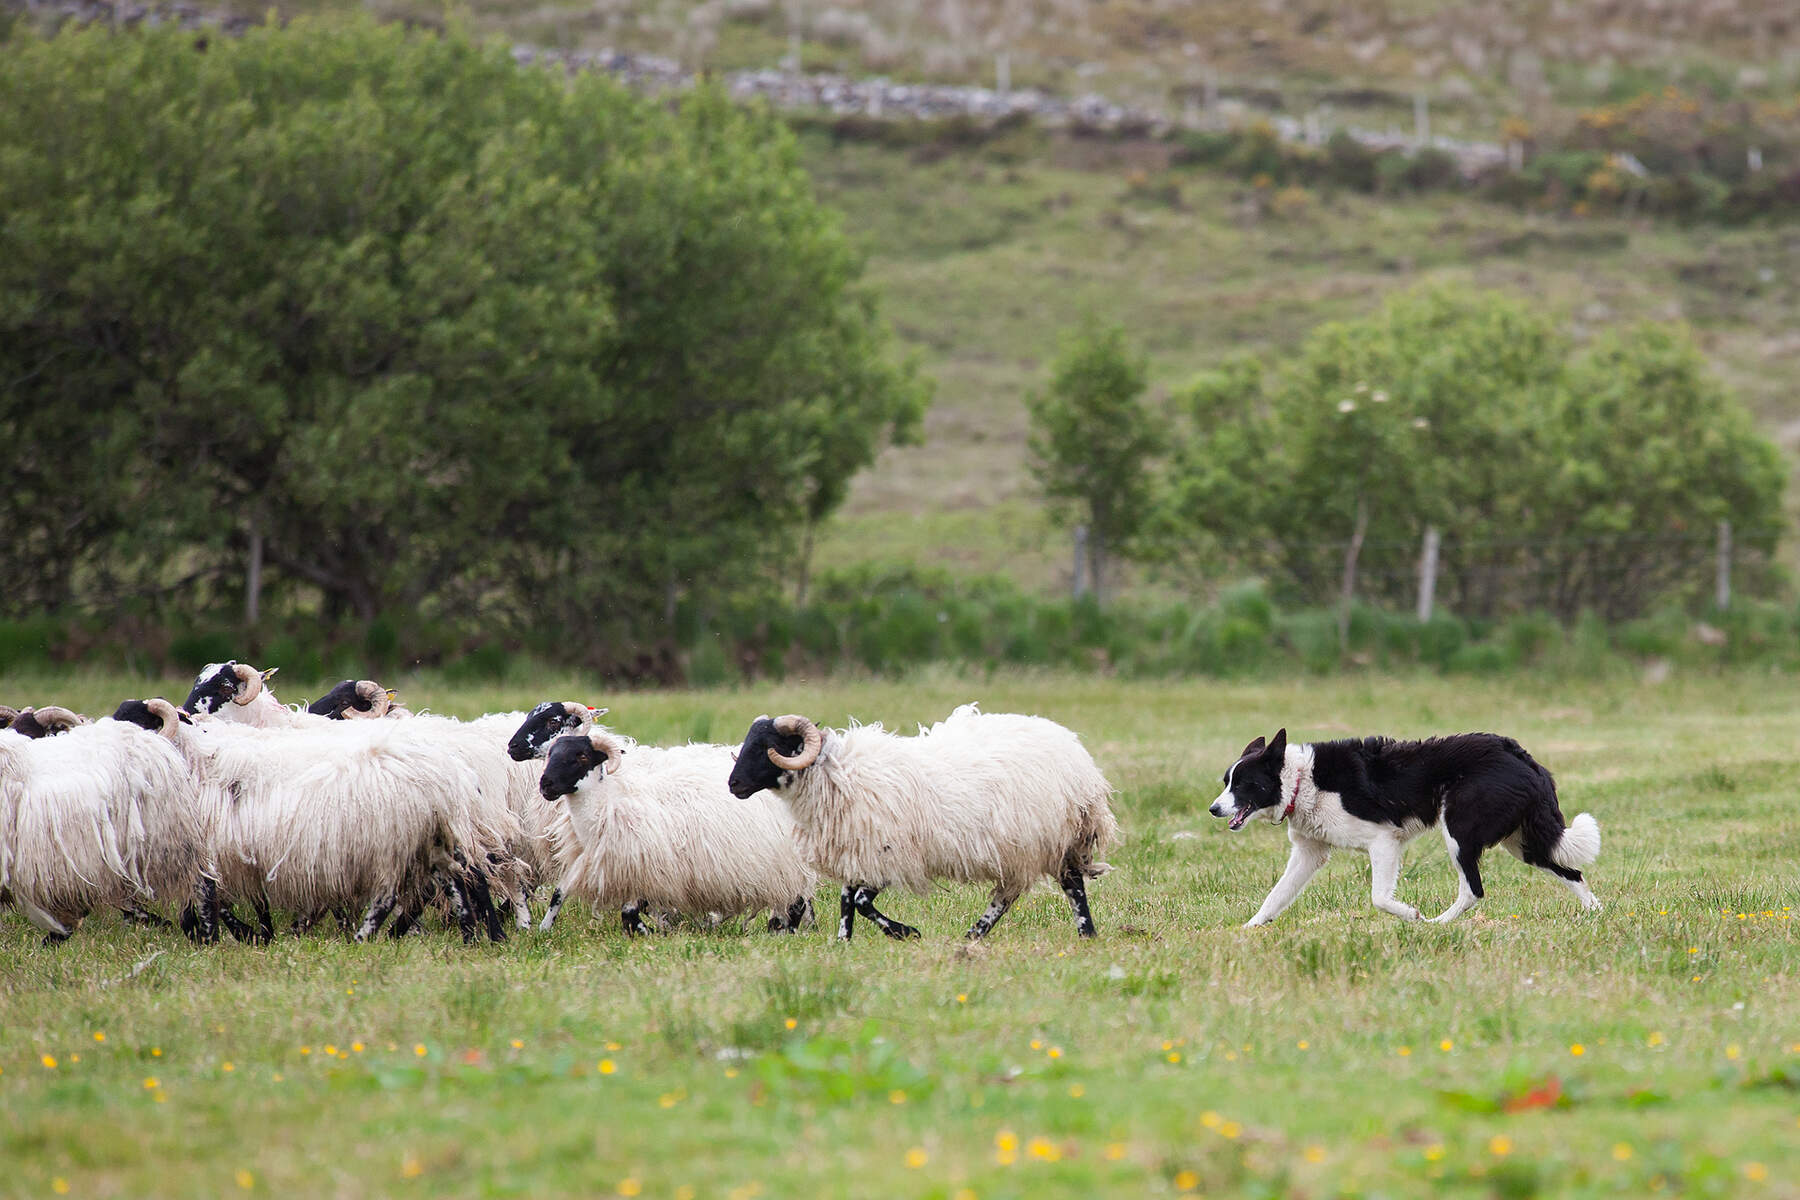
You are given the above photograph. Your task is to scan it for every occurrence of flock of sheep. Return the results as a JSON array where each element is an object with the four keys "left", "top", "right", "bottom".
[{"left": 0, "top": 663, "right": 1119, "bottom": 947}]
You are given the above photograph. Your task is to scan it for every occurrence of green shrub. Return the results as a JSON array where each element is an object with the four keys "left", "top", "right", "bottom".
[
  {"left": 442, "top": 643, "right": 513, "bottom": 684},
  {"left": 168, "top": 629, "right": 239, "bottom": 673},
  {"left": 0, "top": 618, "right": 62, "bottom": 673},
  {"left": 1447, "top": 641, "right": 1516, "bottom": 674},
  {"left": 1500, "top": 612, "right": 1563, "bottom": 665}
]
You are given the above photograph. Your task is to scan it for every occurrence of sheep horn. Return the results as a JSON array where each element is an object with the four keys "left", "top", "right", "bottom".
[
  {"left": 231, "top": 663, "right": 262, "bottom": 705},
  {"left": 590, "top": 733, "right": 624, "bottom": 776},
  {"left": 768, "top": 715, "right": 822, "bottom": 771},
  {"left": 145, "top": 698, "right": 182, "bottom": 737},
  {"left": 0, "top": 704, "right": 17, "bottom": 729},
  {"left": 28, "top": 705, "right": 88, "bottom": 733}
]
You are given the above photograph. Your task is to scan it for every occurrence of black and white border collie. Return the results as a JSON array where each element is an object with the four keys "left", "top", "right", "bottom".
[{"left": 1209, "top": 729, "right": 1600, "bottom": 925}]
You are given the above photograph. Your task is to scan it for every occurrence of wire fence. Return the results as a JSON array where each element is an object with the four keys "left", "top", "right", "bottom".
[{"left": 1250, "top": 522, "right": 1781, "bottom": 624}]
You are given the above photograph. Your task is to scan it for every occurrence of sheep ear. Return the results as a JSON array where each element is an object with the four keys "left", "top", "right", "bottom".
[{"left": 261, "top": 667, "right": 279, "bottom": 682}]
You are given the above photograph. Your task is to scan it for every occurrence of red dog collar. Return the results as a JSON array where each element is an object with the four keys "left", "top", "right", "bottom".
[{"left": 1278, "top": 772, "right": 1300, "bottom": 823}]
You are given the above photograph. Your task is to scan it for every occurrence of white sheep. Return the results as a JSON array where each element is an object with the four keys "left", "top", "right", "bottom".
[
  {"left": 187, "top": 664, "right": 523, "bottom": 938},
  {"left": 726, "top": 704, "right": 1118, "bottom": 941},
  {"left": 319, "top": 692, "right": 580, "bottom": 933},
  {"left": 505, "top": 701, "right": 609, "bottom": 931},
  {"left": 364, "top": 710, "right": 546, "bottom": 933},
  {"left": 538, "top": 731, "right": 816, "bottom": 934},
  {"left": 125, "top": 697, "right": 497, "bottom": 943},
  {"left": 0, "top": 709, "right": 209, "bottom": 942}
]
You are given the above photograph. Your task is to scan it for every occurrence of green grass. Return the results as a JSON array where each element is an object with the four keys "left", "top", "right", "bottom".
[{"left": 4, "top": 668, "right": 1798, "bottom": 1197}]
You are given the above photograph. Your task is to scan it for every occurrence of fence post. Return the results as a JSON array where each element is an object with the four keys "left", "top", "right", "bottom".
[
  {"left": 1414, "top": 91, "right": 1430, "bottom": 147},
  {"left": 1715, "top": 520, "right": 1732, "bottom": 610},
  {"left": 1417, "top": 525, "right": 1440, "bottom": 623},
  {"left": 1072, "top": 525, "right": 1089, "bottom": 601},
  {"left": 995, "top": 51, "right": 1010, "bottom": 96}
]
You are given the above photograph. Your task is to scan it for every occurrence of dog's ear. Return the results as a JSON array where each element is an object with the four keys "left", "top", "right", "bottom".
[
  {"left": 1239, "top": 735, "right": 1266, "bottom": 760},
  {"left": 1268, "top": 728, "right": 1288, "bottom": 758}
]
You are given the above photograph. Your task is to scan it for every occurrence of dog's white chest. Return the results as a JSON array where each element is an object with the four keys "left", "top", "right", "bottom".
[{"left": 1292, "top": 786, "right": 1386, "bottom": 849}]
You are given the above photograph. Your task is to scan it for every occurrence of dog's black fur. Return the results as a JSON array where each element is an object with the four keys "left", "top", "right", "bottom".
[{"left": 1211, "top": 730, "right": 1601, "bottom": 924}]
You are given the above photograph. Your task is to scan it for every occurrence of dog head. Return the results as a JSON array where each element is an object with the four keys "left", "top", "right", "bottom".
[{"left": 1209, "top": 729, "right": 1287, "bottom": 831}]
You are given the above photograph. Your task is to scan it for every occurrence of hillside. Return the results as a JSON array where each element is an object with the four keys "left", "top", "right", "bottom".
[
  {"left": 19, "top": 1, "right": 1799, "bottom": 601},
  {"left": 267, "top": 1, "right": 1800, "bottom": 138},
  {"left": 795, "top": 129, "right": 1800, "bottom": 591}
]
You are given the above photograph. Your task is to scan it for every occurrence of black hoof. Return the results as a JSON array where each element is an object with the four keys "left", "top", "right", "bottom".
[{"left": 883, "top": 923, "right": 922, "bottom": 942}]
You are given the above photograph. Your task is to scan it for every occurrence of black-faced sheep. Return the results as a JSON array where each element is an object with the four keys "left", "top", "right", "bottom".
[{"left": 727, "top": 704, "right": 1117, "bottom": 941}]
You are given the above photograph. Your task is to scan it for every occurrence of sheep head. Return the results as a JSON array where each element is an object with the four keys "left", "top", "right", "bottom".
[
  {"left": 507, "top": 700, "right": 608, "bottom": 761},
  {"left": 185, "top": 661, "right": 278, "bottom": 714},
  {"left": 10, "top": 705, "right": 89, "bottom": 738},
  {"left": 308, "top": 679, "right": 397, "bottom": 720},
  {"left": 537, "top": 731, "right": 624, "bottom": 802},
  {"left": 727, "top": 713, "right": 821, "bottom": 799},
  {"left": 111, "top": 698, "right": 192, "bottom": 737}
]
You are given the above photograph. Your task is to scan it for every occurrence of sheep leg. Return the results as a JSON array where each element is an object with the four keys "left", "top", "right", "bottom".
[
  {"left": 119, "top": 903, "right": 173, "bottom": 929},
  {"left": 769, "top": 894, "right": 812, "bottom": 934},
  {"left": 18, "top": 897, "right": 73, "bottom": 942},
  {"left": 621, "top": 900, "right": 649, "bottom": 936},
  {"left": 837, "top": 886, "right": 856, "bottom": 941},
  {"left": 251, "top": 893, "right": 275, "bottom": 944},
  {"left": 354, "top": 892, "right": 399, "bottom": 943},
  {"left": 851, "top": 885, "right": 920, "bottom": 941},
  {"left": 452, "top": 850, "right": 508, "bottom": 942},
  {"left": 217, "top": 901, "right": 257, "bottom": 944},
  {"left": 537, "top": 887, "right": 565, "bottom": 933},
  {"left": 1058, "top": 864, "right": 1098, "bottom": 938},
  {"left": 388, "top": 883, "right": 433, "bottom": 939},
  {"left": 182, "top": 876, "right": 221, "bottom": 945},
  {"left": 440, "top": 869, "right": 480, "bottom": 944},
  {"left": 964, "top": 883, "right": 1025, "bottom": 941},
  {"left": 439, "top": 867, "right": 482, "bottom": 942},
  {"left": 333, "top": 906, "right": 356, "bottom": 935},
  {"left": 512, "top": 887, "right": 532, "bottom": 931},
  {"left": 468, "top": 871, "right": 508, "bottom": 942}
]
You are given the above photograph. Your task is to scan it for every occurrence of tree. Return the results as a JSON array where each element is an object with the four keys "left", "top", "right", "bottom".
[
  {"left": 1026, "top": 322, "right": 1163, "bottom": 604},
  {"left": 0, "top": 17, "right": 926, "bottom": 656},
  {"left": 1155, "top": 286, "right": 1784, "bottom": 623}
]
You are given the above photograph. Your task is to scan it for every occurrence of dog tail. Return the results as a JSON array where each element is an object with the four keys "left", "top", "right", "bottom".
[{"left": 1550, "top": 812, "right": 1601, "bottom": 869}]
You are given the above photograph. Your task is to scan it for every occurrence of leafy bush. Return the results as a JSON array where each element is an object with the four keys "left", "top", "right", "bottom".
[
  {"left": 1156, "top": 286, "right": 1784, "bottom": 622},
  {"left": 0, "top": 16, "right": 925, "bottom": 646}
]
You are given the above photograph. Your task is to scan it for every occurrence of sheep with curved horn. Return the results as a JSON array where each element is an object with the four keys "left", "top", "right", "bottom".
[
  {"left": 503, "top": 701, "right": 610, "bottom": 931},
  {"left": 728, "top": 704, "right": 1118, "bottom": 942},
  {"left": 7, "top": 706, "right": 92, "bottom": 739},
  {"left": 1, "top": 703, "right": 212, "bottom": 943},
  {"left": 537, "top": 730, "right": 815, "bottom": 936}
]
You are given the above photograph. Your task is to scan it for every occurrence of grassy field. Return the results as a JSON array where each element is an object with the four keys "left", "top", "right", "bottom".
[{"left": 4, "top": 667, "right": 1798, "bottom": 1197}]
